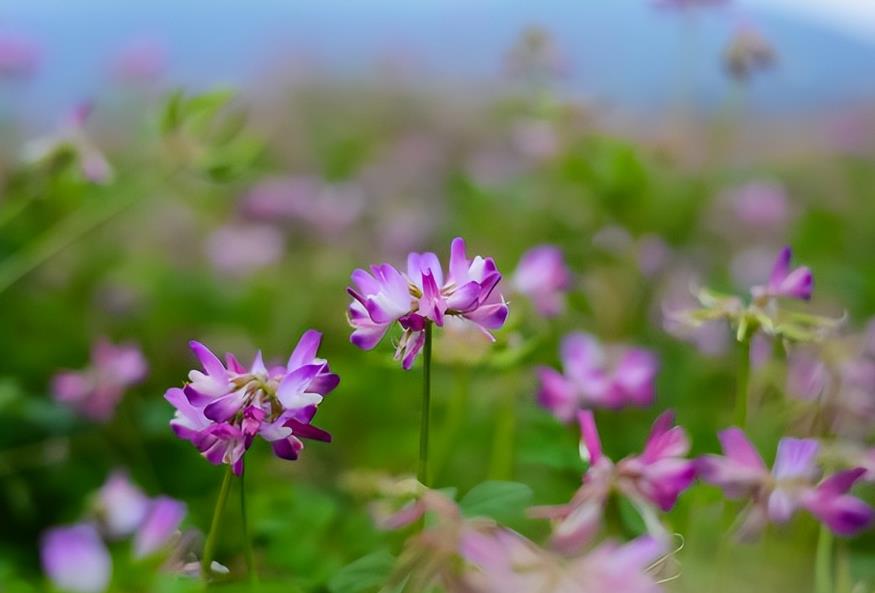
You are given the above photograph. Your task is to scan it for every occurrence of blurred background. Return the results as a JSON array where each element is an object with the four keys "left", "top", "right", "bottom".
[{"left": 1, "top": 1, "right": 875, "bottom": 591}]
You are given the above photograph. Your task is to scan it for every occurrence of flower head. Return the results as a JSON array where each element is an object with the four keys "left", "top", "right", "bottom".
[
  {"left": 538, "top": 332, "right": 659, "bottom": 420},
  {"left": 512, "top": 245, "right": 571, "bottom": 317},
  {"left": 752, "top": 246, "right": 813, "bottom": 302},
  {"left": 347, "top": 237, "right": 508, "bottom": 369},
  {"left": 697, "top": 429, "right": 873, "bottom": 537},
  {"left": 531, "top": 410, "right": 695, "bottom": 552},
  {"left": 41, "top": 524, "right": 112, "bottom": 593},
  {"left": 165, "top": 330, "right": 338, "bottom": 474},
  {"left": 52, "top": 338, "right": 148, "bottom": 422}
]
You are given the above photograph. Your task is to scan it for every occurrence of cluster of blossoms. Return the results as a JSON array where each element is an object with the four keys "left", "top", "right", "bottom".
[
  {"left": 51, "top": 338, "right": 148, "bottom": 422},
  {"left": 361, "top": 477, "right": 671, "bottom": 593},
  {"left": 532, "top": 411, "right": 695, "bottom": 551},
  {"left": 669, "top": 246, "right": 837, "bottom": 344},
  {"left": 165, "top": 330, "right": 338, "bottom": 474},
  {"left": 511, "top": 244, "right": 571, "bottom": 318},
  {"left": 347, "top": 237, "right": 509, "bottom": 369},
  {"left": 41, "top": 471, "right": 187, "bottom": 593},
  {"left": 538, "top": 332, "right": 659, "bottom": 420},
  {"left": 698, "top": 429, "right": 873, "bottom": 537}
]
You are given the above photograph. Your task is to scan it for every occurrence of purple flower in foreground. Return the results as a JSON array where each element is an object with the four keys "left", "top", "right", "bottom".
[
  {"left": 531, "top": 410, "right": 695, "bottom": 552},
  {"left": 512, "top": 245, "right": 571, "bottom": 317},
  {"left": 347, "top": 237, "right": 509, "bottom": 369},
  {"left": 538, "top": 332, "right": 659, "bottom": 420},
  {"left": 165, "top": 330, "right": 338, "bottom": 474},
  {"left": 751, "top": 246, "right": 813, "bottom": 302},
  {"left": 52, "top": 338, "right": 148, "bottom": 422},
  {"left": 41, "top": 524, "right": 111, "bottom": 593},
  {"left": 697, "top": 429, "right": 873, "bottom": 537}
]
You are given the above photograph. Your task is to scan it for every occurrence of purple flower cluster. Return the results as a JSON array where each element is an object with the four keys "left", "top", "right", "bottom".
[
  {"left": 698, "top": 429, "right": 873, "bottom": 537},
  {"left": 41, "top": 472, "right": 186, "bottom": 593},
  {"left": 532, "top": 410, "right": 695, "bottom": 552},
  {"left": 538, "top": 332, "right": 659, "bottom": 420},
  {"left": 347, "top": 237, "right": 509, "bottom": 369},
  {"left": 52, "top": 338, "right": 148, "bottom": 422},
  {"left": 164, "top": 330, "right": 338, "bottom": 475},
  {"left": 511, "top": 244, "right": 571, "bottom": 317}
]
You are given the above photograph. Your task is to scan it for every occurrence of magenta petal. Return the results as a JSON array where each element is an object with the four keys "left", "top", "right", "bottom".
[
  {"left": 718, "top": 427, "right": 767, "bottom": 471},
  {"left": 537, "top": 367, "right": 579, "bottom": 422},
  {"left": 133, "top": 497, "right": 186, "bottom": 558},
  {"left": 272, "top": 436, "right": 303, "bottom": 460},
  {"left": 773, "top": 438, "right": 819, "bottom": 481},
  {"left": 203, "top": 390, "right": 247, "bottom": 422},
  {"left": 287, "top": 329, "right": 323, "bottom": 370},
  {"left": 188, "top": 341, "right": 226, "bottom": 378},
  {"left": 767, "top": 246, "right": 793, "bottom": 291},
  {"left": 577, "top": 410, "right": 602, "bottom": 464},
  {"left": 779, "top": 267, "right": 813, "bottom": 300},
  {"left": 285, "top": 418, "right": 332, "bottom": 442},
  {"left": 41, "top": 524, "right": 111, "bottom": 593}
]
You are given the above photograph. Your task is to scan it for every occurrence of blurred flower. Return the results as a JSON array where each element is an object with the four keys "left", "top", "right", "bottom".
[
  {"left": 165, "top": 331, "right": 338, "bottom": 474},
  {"left": 723, "top": 24, "right": 776, "bottom": 83},
  {"left": 52, "top": 338, "right": 148, "bottom": 422},
  {"left": 531, "top": 410, "right": 695, "bottom": 552},
  {"left": 347, "top": 237, "right": 509, "bottom": 369},
  {"left": 512, "top": 245, "right": 571, "bottom": 317},
  {"left": 697, "top": 429, "right": 872, "bottom": 537},
  {"left": 112, "top": 38, "right": 166, "bottom": 84},
  {"left": 241, "top": 175, "right": 364, "bottom": 236},
  {"left": 537, "top": 332, "right": 659, "bottom": 420},
  {"left": 23, "top": 102, "right": 114, "bottom": 184},
  {"left": 724, "top": 181, "right": 790, "bottom": 232},
  {"left": 41, "top": 524, "right": 112, "bottom": 593},
  {"left": 94, "top": 471, "right": 150, "bottom": 539},
  {"left": 0, "top": 32, "right": 39, "bottom": 79},
  {"left": 133, "top": 497, "right": 187, "bottom": 558},
  {"left": 751, "top": 246, "right": 813, "bottom": 302},
  {"left": 461, "top": 528, "right": 668, "bottom": 593},
  {"left": 637, "top": 235, "right": 672, "bottom": 279},
  {"left": 205, "top": 223, "right": 285, "bottom": 277}
]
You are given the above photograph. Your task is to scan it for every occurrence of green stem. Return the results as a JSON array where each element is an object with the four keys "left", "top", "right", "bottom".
[
  {"left": 240, "top": 470, "right": 258, "bottom": 585},
  {"left": 815, "top": 524, "right": 834, "bottom": 593},
  {"left": 201, "top": 466, "right": 234, "bottom": 580},
  {"left": 418, "top": 323, "right": 433, "bottom": 486},
  {"left": 735, "top": 337, "right": 751, "bottom": 427}
]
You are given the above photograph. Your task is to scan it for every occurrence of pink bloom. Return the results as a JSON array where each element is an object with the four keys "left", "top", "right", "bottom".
[
  {"left": 512, "top": 245, "right": 571, "bottom": 317},
  {"left": 205, "top": 223, "right": 284, "bottom": 277},
  {"left": 52, "top": 338, "right": 148, "bottom": 422},
  {"left": 726, "top": 181, "right": 789, "bottom": 230},
  {"left": 95, "top": 471, "right": 150, "bottom": 539},
  {"left": 41, "top": 524, "right": 111, "bottom": 593},
  {"left": 697, "top": 429, "right": 873, "bottom": 536},
  {"left": 112, "top": 38, "right": 166, "bottom": 84},
  {"left": 347, "top": 237, "right": 509, "bottom": 369},
  {"left": 531, "top": 410, "right": 694, "bottom": 552},
  {"left": 0, "top": 32, "right": 39, "bottom": 79},
  {"left": 133, "top": 497, "right": 186, "bottom": 558},
  {"left": 537, "top": 332, "right": 659, "bottom": 420},
  {"left": 751, "top": 246, "right": 813, "bottom": 302},
  {"left": 165, "top": 330, "right": 338, "bottom": 474}
]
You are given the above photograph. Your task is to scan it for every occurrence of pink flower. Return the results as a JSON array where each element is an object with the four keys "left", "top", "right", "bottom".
[
  {"left": 112, "top": 38, "right": 166, "bottom": 84},
  {"left": 751, "top": 246, "right": 813, "bottom": 302},
  {"left": 531, "top": 410, "right": 694, "bottom": 552},
  {"left": 697, "top": 429, "right": 873, "bottom": 536},
  {"left": 512, "top": 245, "right": 571, "bottom": 317},
  {"left": 165, "top": 330, "right": 338, "bottom": 474},
  {"left": 0, "top": 32, "right": 39, "bottom": 79},
  {"left": 205, "top": 223, "right": 285, "bottom": 277},
  {"left": 52, "top": 338, "right": 148, "bottom": 422},
  {"left": 537, "top": 332, "right": 659, "bottom": 420},
  {"left": 41, "top": 524, "right": 111, "bottom": 593},
  {"left": 133, "top": 497, "right": 186, "bottom": 558},
  {"left": 347, "top": 237, "right": 509, "bottom": 369},
  {"left": 95, "top": 471, "right": 150, "bottom": 539}
]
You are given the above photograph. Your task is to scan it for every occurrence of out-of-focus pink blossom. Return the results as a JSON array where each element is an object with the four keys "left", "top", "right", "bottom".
[
  {"left": 112, "top": 38, "right": 167, "bottom": 84},
  {"left": 41, "top": 524, "right": 112, "bottom": 593},
  {"left": 531, "top": 411, "right": 695, "bottom": 552},
  {"left": 205, "top": 223, "right": 284, "bottom": 277},
  {"left": 0, "top": 32, "right": 39, "bottom": 79},
  {"left": 512, "top": 245, "right": 571, "bottom": 317},
  {"left": 95, "top": 471, "right": 150, "bottom": 539},
  {"left": 537, "top": 332, "right": 659, "bottom": 419},
  {"left": 697, "top": 429, "right": 873, "bottom": 537},
  {"left": 133, "top": 497, "right": 187, "bottom": 558},
  {"left": 52, "top": 338, "right": 148, "bottom": 422},
  {"left": 725, "top": 181, "right": 789, "bottom": 231}
]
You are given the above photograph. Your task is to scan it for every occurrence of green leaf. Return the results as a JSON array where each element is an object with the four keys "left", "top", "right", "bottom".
[
  {"left": 459, "top": 481, "right": 533, "bottom": 521},
  {"left": 328, "top": 550, "right": 395, "bottom": 593}
]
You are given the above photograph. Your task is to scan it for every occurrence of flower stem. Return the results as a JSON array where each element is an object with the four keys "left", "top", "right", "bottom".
[
  {"left": 815, "top": 523, "right": 834, "bottom": 593},
  {"left": 201, "top": 466, "right": 234, "bottom": 580},
  {"left": 418, "top": 323, "right": 433, "bottom": 486},
  {"left": 734, "top": 337, "right": 751, "bottom": 427},
  {"left": 240, "top": 470, "right": 258, "bottom": 585}
]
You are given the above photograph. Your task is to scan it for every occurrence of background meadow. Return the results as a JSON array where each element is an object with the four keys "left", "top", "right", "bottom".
[{"left": 2, "top": 2, "right": 875, "bottom": 592}]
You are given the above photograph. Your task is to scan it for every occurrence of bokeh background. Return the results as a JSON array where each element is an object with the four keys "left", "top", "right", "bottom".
[{"left": 2, "top": 1, "right": 875, "bottom": 592}]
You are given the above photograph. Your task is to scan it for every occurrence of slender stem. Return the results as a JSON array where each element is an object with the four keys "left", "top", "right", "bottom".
[
  {"left": 240, "top": 470, "right": 258, "bottom": 584},
  {"left": 815, "top": 523, "right": 834, "bottom": 593},
  {"left": 734, "top": 337, "right": 751, "bottom": 427},
  {"left": 418, "top": 323, "right": 433, "bottom": 486},
  {"left": 201, "top": 466, "right": 234, "bottom": 580}
]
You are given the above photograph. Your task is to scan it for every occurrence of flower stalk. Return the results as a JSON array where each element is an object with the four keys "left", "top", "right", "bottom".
[
  {"left": 735, "top": 336, "right": 751, "bottom": 427},
  {"left": 418, "top": 323, "right": 433, "bottom": 486},
  {"left": 201, "top": 466, "right": 234, "bottom": 579},
  {"left": 815, "top": 523, "right": 833, "bottom": 593}
]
